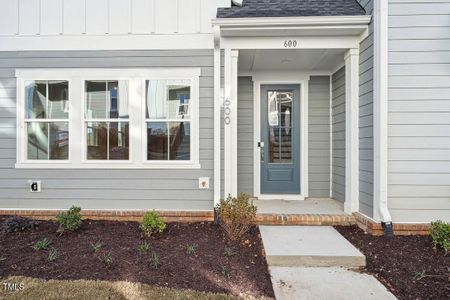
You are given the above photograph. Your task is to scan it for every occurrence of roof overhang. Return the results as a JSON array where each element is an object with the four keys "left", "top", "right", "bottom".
[{"left": 212, "top": 15, "right": 371, "bottom": 37}]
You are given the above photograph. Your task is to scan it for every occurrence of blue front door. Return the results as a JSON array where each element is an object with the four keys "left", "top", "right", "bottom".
[{"left": 260, "top": 85, "right": 300, "bottom": 194}]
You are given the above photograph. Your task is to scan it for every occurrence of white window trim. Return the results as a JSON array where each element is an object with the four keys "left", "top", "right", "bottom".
[{"left": 16, "top": 68, "right": 201, "bottom": 169}]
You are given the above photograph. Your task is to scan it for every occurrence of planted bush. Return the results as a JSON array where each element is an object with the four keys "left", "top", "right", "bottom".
[
  {"left": 140, "top": 210, "right": 166, "bottom": 237},
  {"left": 216, "top": 193, "right": 257, "bottom": 241},
  {"left": 430, "top": 220, "right": 450, "bottom": 253},
  {"left": 56, "top": 206, "right": 82, "bottom": 235}
]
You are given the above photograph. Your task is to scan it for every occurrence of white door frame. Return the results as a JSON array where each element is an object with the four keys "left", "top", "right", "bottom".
[{"left": 252, "top": 71, "right": 312, "bottom": 200}]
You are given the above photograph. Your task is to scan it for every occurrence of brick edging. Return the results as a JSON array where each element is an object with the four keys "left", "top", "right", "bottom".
[
  {"left": 353, "top": 212, "right": 430, "bottom": 236},
  {"left": 255, "top": 213, "right": 355, "bottom": 225},
  {"left": 0, "top": 210, "right": 214, "bottom": 223}
]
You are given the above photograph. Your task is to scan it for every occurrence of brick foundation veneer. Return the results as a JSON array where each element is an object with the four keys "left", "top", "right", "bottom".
[
  {"left": 0, "top": 210, "right": 214, "bottom": 223},
  {"left": 353, "top": 212, "right": 430, "bottom": 236},
  {"left": 255, "top": 213, "right": 356, "bottom": 226}
]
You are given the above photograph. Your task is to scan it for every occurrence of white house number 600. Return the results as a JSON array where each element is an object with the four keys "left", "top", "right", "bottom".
[{"left": 284, "top": 40, "right": 298, "bottom": 48}]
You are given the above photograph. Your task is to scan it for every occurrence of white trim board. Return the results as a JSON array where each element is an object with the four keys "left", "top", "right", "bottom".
[
  {"left": 0, "top": 34, "right": 214, "bottom": 51},
  {"left": 251, "top": 71, "right": 310, "bottom": 200}
]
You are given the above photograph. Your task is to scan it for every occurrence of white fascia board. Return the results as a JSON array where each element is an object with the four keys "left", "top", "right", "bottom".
[{"left": 212, "top": 15, "right": 372, "bottom": 28}]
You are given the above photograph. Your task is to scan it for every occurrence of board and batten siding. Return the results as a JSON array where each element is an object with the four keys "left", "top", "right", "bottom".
[
  {"left": 308, "top": 76, "right": 331, "bottom": 198},
  {"left": 387, "top": 0, "right": 450, "bottom": 222},
  {"left": 357, "top": 0, "right": 375, "bottom": 217},
  {"left": 0, "top": 50, "right": 215, "bottom": 211},
  {"left": 0, "top": 0, "right": 230, "bottom": 36},
  {"left": 331, "top": 67, "right": 346, "bottom": 203}
]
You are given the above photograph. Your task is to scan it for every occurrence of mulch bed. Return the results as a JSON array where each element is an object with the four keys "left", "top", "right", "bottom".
[
  {"left": 0, "top": 217, "right": 274, "bottom": 298},
  {"left": 335, "top": 225, "right": 450, "bottom": 300}
]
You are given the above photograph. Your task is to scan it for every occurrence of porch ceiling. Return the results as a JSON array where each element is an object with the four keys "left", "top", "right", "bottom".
[{"left": 238, "top": 48, "right": 346, "bottom": 73}]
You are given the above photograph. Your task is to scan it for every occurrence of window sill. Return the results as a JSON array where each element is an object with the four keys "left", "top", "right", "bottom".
[{"left": 15, "top": 162, "right": 202, "bottom": 170}]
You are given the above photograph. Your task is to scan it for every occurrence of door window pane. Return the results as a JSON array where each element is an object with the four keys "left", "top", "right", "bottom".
[
  {"left": 147, "top": 122, "right": 168, "bottom": 160},
  {"left": 268, "top": 90, "right": 293, "bottom": 163}
]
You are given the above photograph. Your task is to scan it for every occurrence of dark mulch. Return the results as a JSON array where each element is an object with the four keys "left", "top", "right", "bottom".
[
  {"left": 0, "top": 217, "right": 274, "bottom": 298},
  {"left": 335, "top": 225, "right": 450, "bottom": 300}
]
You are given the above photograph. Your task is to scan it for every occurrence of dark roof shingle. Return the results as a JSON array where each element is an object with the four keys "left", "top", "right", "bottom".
[{"left": 217, "top": 0, "right": 366, "bottom": 18}]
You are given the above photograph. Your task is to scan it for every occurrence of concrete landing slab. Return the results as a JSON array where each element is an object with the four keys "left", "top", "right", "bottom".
[
  {"left": 270, "top": 267, "right": 397, "bottom": 300},
  {"left": 260, "top": 226, "right": 365, "bottom": 267},
  {"left": 254, "top": 198, "right": 345, "bottom": 215}
]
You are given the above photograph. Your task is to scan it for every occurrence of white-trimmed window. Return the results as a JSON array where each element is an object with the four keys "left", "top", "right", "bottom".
[{"left": 16, "top": 68, "right": 201, "bottom": 169}]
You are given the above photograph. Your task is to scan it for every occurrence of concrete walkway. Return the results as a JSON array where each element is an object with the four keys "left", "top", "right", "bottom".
[{"left": 260, "top": 226, "right": 397, "bottom": 300}]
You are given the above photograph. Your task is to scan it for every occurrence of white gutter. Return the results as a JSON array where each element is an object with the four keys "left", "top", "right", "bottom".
[
  {"left": 212, "top": 15, "right": 372, "bottom": 27},
  {"left": 373, "top": 0, "right": 392, "bottom": 225}
]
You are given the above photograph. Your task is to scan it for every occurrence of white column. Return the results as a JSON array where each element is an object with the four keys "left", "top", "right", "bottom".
[
  {"left": 223, "top": 49, "right": 239, "bottom": 197},
  {"left": 213, "top": 26, "right": 221, "bottom": 206},
  {"left": 344, "top": 48, "right": 359, "bottom": 213}
]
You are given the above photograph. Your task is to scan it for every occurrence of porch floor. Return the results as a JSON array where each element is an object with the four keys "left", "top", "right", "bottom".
[
  {"left": 253, "top": 198, "right": 355, "bottom": 226},
  {"left": 254, "top": 198, "right": 345, "bottom": 215}
]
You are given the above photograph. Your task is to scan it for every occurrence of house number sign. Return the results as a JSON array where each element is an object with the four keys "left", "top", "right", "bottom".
[
  {"left": 284, "top": 40, "right": 298, "bottom": 48},
  {"left": 224, "top": 98, "right": 231, "bottom": 125}
]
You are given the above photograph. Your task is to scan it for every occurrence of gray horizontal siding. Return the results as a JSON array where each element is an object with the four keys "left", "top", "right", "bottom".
[
  {"left": 237, "top": 77, "right": 254, "bottom": 195},
  {"left": 308, "top": 76, "right": 331, "bottom": 197},
  {"left": 388, "top": 0, "right": 450, "bottom": 222},
  {"left": 331, "top": 67, "right": 346, "bottom": 203},
  {"left": 358, "top": 0, "right": 374, "bottom": 217},
  {"left": 0, "top": 50, "right": 215, "bottom": 211}
]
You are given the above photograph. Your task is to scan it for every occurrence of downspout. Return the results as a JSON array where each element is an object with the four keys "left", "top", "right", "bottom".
[
  {"left": 373, "top": 0, "right": 393, "bottom": 235},
  {"left": 213, "top": 25, "right": 221, "bottom": 224}
]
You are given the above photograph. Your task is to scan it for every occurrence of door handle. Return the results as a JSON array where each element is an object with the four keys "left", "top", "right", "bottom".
[{"left": 258, "top": 142, "right": 265, "bottom": 163}]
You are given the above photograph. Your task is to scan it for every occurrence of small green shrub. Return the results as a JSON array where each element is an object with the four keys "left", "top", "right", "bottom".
[
  {"left": 90, "top": 241, "right": 104, "bottom": 253},
  {"left": 148, "top": 252, "right": 161, "bottom": 269},
  {"left": 223, "top": 246, "right": 235, "bottom": 257},
  {"left": 216, "top": 193, "right": 257, "bottom": 241},
  {"left": 56, "top": 206, "right": 82, "bottom": 234},
  {"left": 33, "top": 238, "right": 51, "bottom": 250},
  {"left": 138, "top": 241, "right": 151, "bottom": 254},
  {"left": 221, "top": 266, "right": 231, "bottom": 278},
  {"left": 140, "top": 210, "right": 166, "bottom": 237},
  {"left": 47, "top": 248, "right": 59, "bottom": 262},
  {"left": 99, "top": 252, "right": 113, "bottom": 266},
  {"left": 430, "top": 220, "right": 450, "bottom": 253},
  {"left": 186, "top": 243, "right": 197, "bottom": 255}
]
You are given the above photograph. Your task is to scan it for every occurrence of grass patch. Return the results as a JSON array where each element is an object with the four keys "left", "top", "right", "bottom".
[{"left": 0, "top": 276, "right": 244, "bottom": 300}]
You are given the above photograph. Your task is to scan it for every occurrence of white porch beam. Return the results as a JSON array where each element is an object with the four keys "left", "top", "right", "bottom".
[
  {"left": 223, "top": 49, "right": 239, "bottom": 197},
  {"left": 344, "top": 48, "right": 359, "bottom": 213},
  {"left": 220, "top": 35, "right": 361, "bottom": 50}
]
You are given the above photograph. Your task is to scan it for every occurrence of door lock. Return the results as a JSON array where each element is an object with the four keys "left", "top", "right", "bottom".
[{"left": 257, "top": 142, "right": 264, "bottom": 148}]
